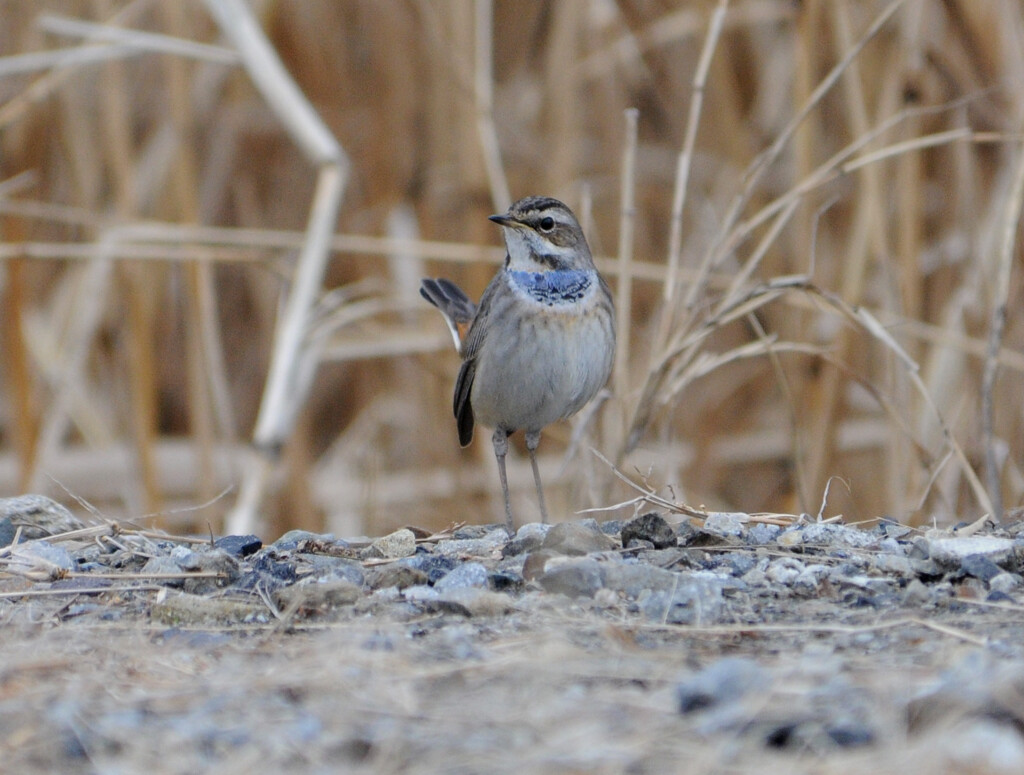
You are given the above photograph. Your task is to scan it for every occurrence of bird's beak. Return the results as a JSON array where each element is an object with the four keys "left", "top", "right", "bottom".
[{"left": 488, "top": 213, "right": 521, "bottom": 228}]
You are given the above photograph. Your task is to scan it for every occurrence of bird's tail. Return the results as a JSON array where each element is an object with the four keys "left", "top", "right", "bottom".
[{"left": 420, "top": 278, "right": 476, "bottom": 350}]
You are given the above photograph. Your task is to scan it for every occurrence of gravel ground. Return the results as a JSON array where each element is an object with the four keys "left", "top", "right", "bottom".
[{"left": 2, "top": 496, "right": 1024, "bottom": 774}]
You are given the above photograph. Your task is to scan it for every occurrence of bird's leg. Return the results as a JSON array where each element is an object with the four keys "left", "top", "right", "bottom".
[
  {"left": 492, "top": 428, "right": 515, "bottom": 536},
  {"left": 525, "top": 431, "right": 549, "bottom": 524}
]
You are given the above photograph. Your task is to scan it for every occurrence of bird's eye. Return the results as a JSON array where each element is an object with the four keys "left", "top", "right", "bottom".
[{"left": 539, "top": 216, "right": 555, "bottom": 232}]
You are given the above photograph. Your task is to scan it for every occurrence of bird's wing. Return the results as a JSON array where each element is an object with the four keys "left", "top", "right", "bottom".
[{"left": 454, "top": 357, "right": 476, "bottom": 447}]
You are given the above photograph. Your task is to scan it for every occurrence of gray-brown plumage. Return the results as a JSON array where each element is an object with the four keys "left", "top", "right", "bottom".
[{"left": 421, "top": 196, "right": 615, "bottom": 535}]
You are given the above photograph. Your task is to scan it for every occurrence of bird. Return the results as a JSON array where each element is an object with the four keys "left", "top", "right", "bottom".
[{"left": 420, "top": 196, "right": 615, "bottom": 536}]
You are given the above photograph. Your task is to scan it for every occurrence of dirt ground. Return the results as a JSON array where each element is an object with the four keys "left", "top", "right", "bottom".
[{"left": 3, "top": 572, "right": 1024, "bottom": 775}]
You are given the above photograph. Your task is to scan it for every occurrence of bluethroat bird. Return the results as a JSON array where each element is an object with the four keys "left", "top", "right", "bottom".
[{"left": 421, "top": 196, "right": 616, "bottom": 535}]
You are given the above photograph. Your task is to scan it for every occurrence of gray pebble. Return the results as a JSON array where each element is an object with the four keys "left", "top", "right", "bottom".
[
  {"left": 745, "top": 523, "right": 781, "bottom": 545},
  {"left": 988, "top": 572, "right": 1021, "bottom": 595},
  {"left": 701, "top": 512, "right": 746, "bottom": 538},
  {"left": 602, "top": 562, "right": 680, "bottom": 597},
  {"left": 929, "top": 536, "right": 1015, "bottom": 568},
  {"left": 541, "top": 522, "right": 615, "bottom": 556},
  {"left": 0, "top": 495, "right": 84, "bottom": 539},
  {"left": 435, "top": 537, "right": 503, "bottom": 557},
  {"left": 873, "top": 553, "right": 914, "bottom": 576},
  {"left": 959, "top": 553, "right": 1003, "bottom": 582},
  {"left": 538, "top": 558, "right": 605, "bottom": 598},
  {"left": 766, "top": 558, "right": 805, "bottom": 585},
  {"left": 800, "top": 523, "right": 878, "bottom": 549},
  {"left": 434, "top": 562, "right": 489, "bottom": 591},
  {"left": 367, "top": 529, "right": 417, "bottom": 559},
  {"left": 141, "top": 556, "right": 185, "bottom": 586},
  {"left": 9, "top": 540, "right": 74, "bottom": 572}
]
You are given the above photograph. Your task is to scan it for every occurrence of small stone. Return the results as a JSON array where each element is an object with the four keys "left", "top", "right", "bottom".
[
  {"left": 273, "top": 579, "right": 362, "bottom": 612},
  {"left": 602, "top": 563, "right": 680, "bottom": 597},
  {"left": 766, "top": 558, "right": 805, "bottom": 585},
  {"left": 515, "top": 523, "right": 552, "bottom": 542},
  {"left": 0, "top": 517, "right": 16, "bottom": 547},
  {"left": 776, "top": 529, "right": 803, "bottom": 548},
  {"left": 988, "top": 572, "right": 1021, "bottom": 595},
  {"left": 401, "top": 553, "right": 459, "bottom": 584},
  {"left": 179, "top": 549, "right": 240, "bottom": 594},
  {"left": 215, "top": 534, "right": 262, "bottom": 557},
  {"left": 745, "top": 523, "right": 781, "bottom": 545},
  {"left": 0, "top": 495, "right": 84, "bottom": 539},
  {"left": 621, "top": 513, "right": 677, "bottom": 549},
  {"left": 538, "top": 558, "right": 605, "bottom": 598},
  {"left": 701, "top": 512, "right": 746, "bottom": 538},
  {"left": 434, "top": 562, "right": 489, "bottom": 592},
  {"left": 364, "top": 564, "right": 428, "bottom": 590},
  {"left": 873, "top": 554, "right": 914, "bottom": 576},
  {"left": 959, "top": 554, "right": 1003, "bottom": 582},
  {"left": 720, "top": 552, "right": 761, "bottom": 577},
  {"left": 876, "top": 520, "right": 913, "bottom": 540},
  {"left": 299, "top": 555, "right": 365, "bottom": 586},
  {"left": 272, "top": 530, "right": 335, "bottom": 550},
  {"left": 522, "top": 550, "right": 557, "bottom": 582},
  {"left": 929, "top": 536, "right": 1015, "bottom": 568},
  {"left": 8, "top": 540, "right": 74, "bottom": 576},
  {"left": 878, "top": 537, "right": 905, "bottom": 555},
  {"left": 902, "top": 578, "right": 933, "bottom": 606},
  {"left": 502, "top": 533, "right": 544, "bottom": 557},
  {"left": 793, "top": 564, "right": 829, "bottom": 591},
  {"left": 800, "top": 523, "right": 878, "bottom": 549},
  {"left": 541, "top": 522, "right": 615, "bottom": 556},
  {"left": 488, "top": 570, "right": 523, "bottom": 592},
  {"left": 141, "top": 556, "right": 185, "bottom": 586},
  {"left": 367, "top": 529, "right": 417, "bottom": 559},
  {"left": 910, "top": 557, "right": 943, "bottom": 579},
  {"left": 251, "top": 553, "right": 300, "bottom": 584},
  {"left": 677, "top": 658, "right": 768, "bottom": 714},
  {"left": 434, "top": 537, "right": 502, "bottom": 557}
]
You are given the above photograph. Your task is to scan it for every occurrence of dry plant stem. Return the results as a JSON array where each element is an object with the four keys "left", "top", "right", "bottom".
[
  {"left": 614, "top": 108, "right": 639, "bottom": 409},
  {"left": 708, "top": 0, "right": 904, "bottom": 273},
  {"left": 473, "top": 0, "right": 510, "bottom": 210},
  {"left": 36, "top": 13, "right": 240, "bottom": 65},
  {"left": 661, "top": 0, "right": 727, "bottom": 312},
  {"left": 28, "top": 251, "right": 114, "bottom": 491},
  {"left": 982, "top": 142, "right": 1024, "bottom": 522},
  {"left": 203, "top": 0, "right": 349, "bottom": 533}
]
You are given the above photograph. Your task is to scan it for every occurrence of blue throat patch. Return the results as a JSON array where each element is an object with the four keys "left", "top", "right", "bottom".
[{"left": 510, "top": 269, "right": 592, "bottom": 305}]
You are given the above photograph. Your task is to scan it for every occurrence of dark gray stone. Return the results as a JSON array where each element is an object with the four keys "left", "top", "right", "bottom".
[
  {"left": 959, "top": 553, "right": 1004, "bottom": 582},
  {"left": 215, "top": 534, "right": 262, "bottom": 557},
  {"left": 621, "top": 513, "right": 677, "bottom": 549},
  {"left": 0, "top": 517, "right": 16, "bottom": 547}
]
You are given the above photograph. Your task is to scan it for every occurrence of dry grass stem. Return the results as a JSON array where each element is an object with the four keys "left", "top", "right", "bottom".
[{"left": 2, "top": 2, "right": 1023, "bottom": 534}]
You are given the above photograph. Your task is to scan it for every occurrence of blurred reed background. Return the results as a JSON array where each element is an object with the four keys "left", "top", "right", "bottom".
[{"left": 1, "top": 0, "right": 1023, "bottom": 539}]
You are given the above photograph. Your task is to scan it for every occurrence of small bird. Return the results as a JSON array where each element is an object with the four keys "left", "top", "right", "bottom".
[{"left": 421, "top": 196, "right": 615, "bottom": 535}]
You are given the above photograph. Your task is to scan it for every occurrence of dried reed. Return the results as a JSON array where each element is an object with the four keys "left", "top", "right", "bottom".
[{"left": 1, "top": 1, "right": 1023, "bottom": 536}]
